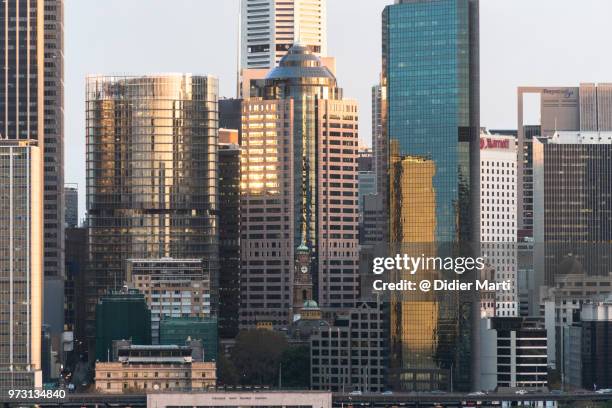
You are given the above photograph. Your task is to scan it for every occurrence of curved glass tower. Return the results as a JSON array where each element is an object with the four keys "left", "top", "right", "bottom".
[{"left": 86, "top": 75, "right": 219, "bottom": 344}]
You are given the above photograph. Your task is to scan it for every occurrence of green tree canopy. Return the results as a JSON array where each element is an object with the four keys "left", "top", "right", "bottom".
[{"left": 231, "top": 330, "right": 289, "bottom": 385}]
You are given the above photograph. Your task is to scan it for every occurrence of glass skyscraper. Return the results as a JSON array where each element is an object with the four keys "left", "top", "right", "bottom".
[
  {"left": 383, "top": 0, "right": 479, "bottom": 392},
  {"left": 85, "top": 75, "right": 219, "bottom": 350}
]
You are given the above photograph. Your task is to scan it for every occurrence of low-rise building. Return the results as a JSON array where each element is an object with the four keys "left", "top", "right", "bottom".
[
  {"left": 95, "top": 340, "right": 216, "bottom": 393},
  {"left": 310, "top": 302, "right": 386, "bottom": 392},
  {"left": 480, "top": 317, "right": 548, "bottom": 391},
  {"left": 147, "top": 391, "right": 332, "bottom": 408}
]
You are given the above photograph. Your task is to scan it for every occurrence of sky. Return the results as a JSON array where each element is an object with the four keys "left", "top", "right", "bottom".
[{"left": 66, "top": 0, "right": 612, "bottom": 218}]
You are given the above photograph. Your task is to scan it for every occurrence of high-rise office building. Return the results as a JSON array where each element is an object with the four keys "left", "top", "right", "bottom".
[
  {"left": 579, "top": 83, "right": 612, "bottom": 132},
  {"left": 533, "top": 131, "right": 612, "bottom": 369},
  {"left": 0, "top": 140, "right": 43, "bottom": 389},
  {"left": 239, "top": 44, "right": 359, "bottom": 329},
  {"left": 533, "top": 131, "right": 612, "bottom": 284},
  {"left": 218, "top": 143, "right": 241, "bottom": 339},
  {"left": 372, "top": 83, "right": 387, "bottom": 199},
  {"left": 42, "top": 0, "right": 65, "bottom": 282},
  {"left": 65, "top": 184, "right": 78, "bottom": 228},
  {"left": 86, "top": 75, "right": 219, "bottom": 348},
  {"left": 240, "top": 0, "right": 327, "bottom": 70},
  {"left": 479, "top": 133, "right": 518, "bottom": 318},
  {"left": 126, "top": 258, "right": 211, "bottom": 344},
  {"left": 517, "top": 83, "right": 612, "bottom": 236},
  {"left": 0, "top": 0, "right": 65, "bottom": 361},
  {"left": 383, "top": 0, "right": 480, "bottom": 391}
]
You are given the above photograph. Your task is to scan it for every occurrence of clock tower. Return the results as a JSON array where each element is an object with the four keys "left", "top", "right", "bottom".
[{"left": 293, "top": 242, "right": 313, "bottom": 316}]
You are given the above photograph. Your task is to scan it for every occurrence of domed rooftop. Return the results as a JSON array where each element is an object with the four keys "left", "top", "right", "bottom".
[
  {"left": 303, "top": 300, "right": 319, "bottom": 310},
  {"left": 266, "top": 43, "right": 335, "bottom": 81}
]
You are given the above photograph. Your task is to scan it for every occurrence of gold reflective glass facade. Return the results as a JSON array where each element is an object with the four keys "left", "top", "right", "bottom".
[
  {"left": 384, "top": 0, "right": 480, "bottom": 392},
  {"left": 86, "top": 75, "right": 219, "bottom": 346}
]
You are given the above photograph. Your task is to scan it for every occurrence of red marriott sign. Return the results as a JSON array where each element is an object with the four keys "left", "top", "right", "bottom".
[{"left": 480, "top": 138, "right": 511, "bottom": 150}]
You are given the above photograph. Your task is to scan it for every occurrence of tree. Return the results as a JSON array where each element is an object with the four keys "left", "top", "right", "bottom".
[
  {"left": 280, "top": 345, "right": 310, "bottom": 388},
  {"left": 230, "top": 330, "right": 289, "bottom": 385},
  {"left": 217, "top": 353, "right": 239, "bottom": 385}
]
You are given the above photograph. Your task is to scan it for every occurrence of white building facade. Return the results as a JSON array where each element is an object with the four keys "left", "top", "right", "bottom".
[
  {"left": 480, "top": 132, "right": 518, "bottom": 317},
  {"left": 240, "top": 0, "right": 327, "bottom": 70}
]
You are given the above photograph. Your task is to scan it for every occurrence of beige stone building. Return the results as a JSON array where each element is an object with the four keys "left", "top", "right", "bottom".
[{"left": 95, "top": 343, "right": 216, "bottom": 393}]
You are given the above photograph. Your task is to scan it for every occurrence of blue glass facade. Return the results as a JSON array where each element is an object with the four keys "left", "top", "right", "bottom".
[{"left": 384, "top": 0, "right": 479, "bottom": 392}]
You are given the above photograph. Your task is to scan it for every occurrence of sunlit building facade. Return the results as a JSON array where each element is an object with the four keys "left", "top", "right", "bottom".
[
  {"left": 239, "top": 45, "right": 359, "bottom": 329},
  {"left": 0, "top": 140, "right": 43, "bottom": 390},
  {"left": 384, "top": 0, "right": 480, "bottom": 392},
  {"left": 86, "top": 75, "right": 219, "bottom": 347},
  {"left": 240, "top": 0, "right": 327, "bottom": 70}
]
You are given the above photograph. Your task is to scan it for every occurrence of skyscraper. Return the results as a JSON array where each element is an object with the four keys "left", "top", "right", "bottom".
[
  {"left": 86, "top": 75, "right": 219, "bottom": 348},
  {"left": 42, "top": 0, "right": 65, "bottom": 283},
  {"left": 479, "top": 133, "right": 518, "bottom": 318},
  {"left": 533, "top": 131, "right": 612, "bottom": 284},
  {"left": 239, "top": 44, "right": 359, "bottom": 329},
  {"left": 65, "top": 184, "right": 78, "bottom": 228},
  {"left": 372, "top": 82, "right": 387, "bottom": 199},
  {"left": 517, "top": 83, "right": 612, "bottom": 236},
  {"left": 218, "top": 142, "right": 241, "bottom": 338},
  {"left": 383, "top": 0, "right": 480, "bottom": 391},
  {"left": 0, "top": 140, "right": 43, "bottom": 390},
  {"left": 240, "top": 0, "right": 327, "bottom": 70}
]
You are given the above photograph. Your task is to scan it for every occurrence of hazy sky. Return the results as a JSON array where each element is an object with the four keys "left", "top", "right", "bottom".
[{"left": 66, "top": 0, "right": 612, "bottom": 217}]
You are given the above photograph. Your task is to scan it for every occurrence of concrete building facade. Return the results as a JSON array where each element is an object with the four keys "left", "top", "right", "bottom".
[
  {"left": 239, "top": 45, "right": 359, "bottom": 329},
  {"left": 240, "top": 0, "right": 327, "bottom": 70},
  {"left": 127, "top": 258, "right": 211, "bottom": 344},
  {"left": 479, "top": 132, "right": 518, "bottom": 318},
  {"left": 95, "top": 341, "right": 216, "bottom": 393},
  {"left": 0, "top": 140, "right": 43, "bottom": 390}
]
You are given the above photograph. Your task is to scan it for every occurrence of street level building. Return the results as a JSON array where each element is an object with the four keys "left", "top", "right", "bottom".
[
  {"left": 310, "top": 302, "right": 386, "bottom": 393},
  {"left": 95, "top": 340, "right": 216, "bottom": 393}
]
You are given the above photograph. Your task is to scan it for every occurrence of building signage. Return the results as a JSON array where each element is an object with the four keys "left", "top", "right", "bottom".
[{"left": 480, "top": 138, "right": 511, "bottom": 150}]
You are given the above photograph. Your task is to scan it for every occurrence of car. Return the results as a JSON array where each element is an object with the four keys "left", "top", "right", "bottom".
[
  {"left": 381, "top": 391, "right": 393, "bottom": 395},
  {"left": 515, "top": 389, "right": 528, "bottom": 395},
  {"left": 468, "top": 391, "right": 486, "bottom": 396},
  {"left": 596, "top": 388, "right": 612, "bottom": 394},
  {"left": 349, "top": 391, "right": 362, "bottom": 396}
]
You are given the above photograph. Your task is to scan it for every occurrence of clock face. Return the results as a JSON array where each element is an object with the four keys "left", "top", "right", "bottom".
[{"left": 301, "top": 266, "right": 308, "bottom": 274}]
